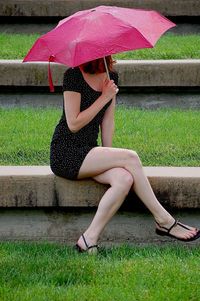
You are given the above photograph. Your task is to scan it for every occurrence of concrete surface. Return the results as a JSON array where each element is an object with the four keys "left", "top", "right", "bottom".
[
  {"left": 1, "top": 23, "right": 200, "bottom": 35},
  {"left": 0, "top": 166, "right": 200, "bottom": 209},
  {"left": 0, "top": 167, "right": 56, "bottom": 207},
  {"left": 1, "top": 60, "right": 200, "bottom": 88},
  {"left": 117, "top": 92, "right": 200, "bottom": 109},
  {"left": 118, "top": 60, "right": 200, "bottom": 87},
  {"left": 1, "top": 91, "right": 200, "bottom": 109},
  {"left": 0, "top": 208, "right": 199, "bottom": 245},
  {"left": 0, "top": 0, "right": 200, "bottom": 17}
]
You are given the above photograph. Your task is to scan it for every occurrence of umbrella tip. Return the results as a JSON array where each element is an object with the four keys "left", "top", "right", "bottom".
[{"left": 49, "top": 55, "right": 55, "bottom": 62}]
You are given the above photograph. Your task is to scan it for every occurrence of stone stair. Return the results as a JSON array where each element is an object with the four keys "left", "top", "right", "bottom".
[
  {"left": 1, "top": 59, "right": 200, "bottom": 109},
  {"left": 0, "top": 0, "right": 200, "bottom": 34},
  {"left": 0, "top": 166, "right": 199, "bottom": 245},
  {"left": 0, "top": 0, "right": 199, "bottom": 17},
  {"left": 1, "top": 1, "right": 200, "bottom": 108},
  {"left": 0, "top": 1, "right": 200, "bottom": 245}
]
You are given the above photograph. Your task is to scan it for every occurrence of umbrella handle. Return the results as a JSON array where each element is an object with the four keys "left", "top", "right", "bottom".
[
  {"left": 103, "top": 57, "right": 119, "bottom": 94},
  {"left": 103, "top": 57, "right": 110, "bottom": 80},
  {"left": 48, "top": 56, "right": 55, "bottom": 92}
]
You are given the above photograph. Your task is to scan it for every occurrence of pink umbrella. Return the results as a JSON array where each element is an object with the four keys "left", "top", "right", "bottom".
[{"left": 23, "top": 5, "right": 176, "bottom": 91}]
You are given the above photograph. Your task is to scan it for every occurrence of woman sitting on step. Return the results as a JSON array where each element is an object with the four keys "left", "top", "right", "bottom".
[{"left": 50, "top": 56, "right": 200, "bottom": 253}]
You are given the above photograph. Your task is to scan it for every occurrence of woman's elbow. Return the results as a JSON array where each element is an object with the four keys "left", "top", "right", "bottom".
[
  {"left": 67, "top": 121, "right": 80, "bottom": 133},
  {"left": 68, "top": 124, "right": 79, "bottom": 133},
  {"left": 69, "top": 127, "right": 78, "bottom": 133}
]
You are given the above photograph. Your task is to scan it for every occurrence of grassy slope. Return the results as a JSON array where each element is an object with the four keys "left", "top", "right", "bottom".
[
  {"left": 1, "top": 33, "right": 200, "bottom": 60},
  {"left": 0, "top": 107, "right": 200, "bottom": 166},
  {"left": 0, "top": 242, "right": 199, "bottom": 301}
]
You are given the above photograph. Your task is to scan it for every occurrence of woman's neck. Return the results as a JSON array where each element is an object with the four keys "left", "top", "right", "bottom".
[{"left": 80, "top": 68, "right": 107, "bottom": 92}]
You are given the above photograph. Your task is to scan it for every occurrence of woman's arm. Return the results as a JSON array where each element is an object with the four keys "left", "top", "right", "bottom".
[
  {"left": 100, "top": 96, "right": 116, "bottom": 147},
  {"left": 64, "top": 79, "right": 117, "bottom": 133}
]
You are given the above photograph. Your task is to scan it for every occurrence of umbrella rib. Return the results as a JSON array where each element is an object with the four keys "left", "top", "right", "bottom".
[
  {"left": 127, "top": 26, "right": 154, "bottom": 48},
  {"left": 40, "top": 37, "right": 56, "bottom": 58},
  {"left": 101, "top": 12, "right": 155, "bottom": 48},
  {"left": 101, "top": 11, "right": 169, "bottom": 47}
]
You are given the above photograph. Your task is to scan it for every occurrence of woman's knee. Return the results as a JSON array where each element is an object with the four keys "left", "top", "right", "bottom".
[
  {"left": 123, "top": 149, "right": 142, "bottom": 168},
  {"left": 110, "top": 168, "right": 134, "bottom": 193}
]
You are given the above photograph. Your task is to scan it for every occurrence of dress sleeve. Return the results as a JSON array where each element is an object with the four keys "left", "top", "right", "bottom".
[{"left": 62, "top": 68, "right": 82, "bottom": 93}]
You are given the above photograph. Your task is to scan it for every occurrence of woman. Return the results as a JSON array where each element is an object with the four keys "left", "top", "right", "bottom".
[{"left": 50, "top": 56, "right": 199, "bottom": 253}]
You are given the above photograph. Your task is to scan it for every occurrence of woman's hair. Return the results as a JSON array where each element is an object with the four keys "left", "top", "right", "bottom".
[{"left": 80, "top": 55, "right": 115, "bottom": 74}]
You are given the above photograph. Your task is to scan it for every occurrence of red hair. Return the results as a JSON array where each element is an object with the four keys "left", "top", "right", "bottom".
[{"left": 80, "top": 56, "right": 115, "bottom": 74}]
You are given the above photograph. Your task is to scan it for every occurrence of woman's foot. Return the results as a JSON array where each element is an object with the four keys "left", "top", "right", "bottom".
[
  {"left": 76, "top": 233, "right": 99, "bottom": 254},
  {"left": 155, "top": 218, "right": 200, "bottom": 241}
]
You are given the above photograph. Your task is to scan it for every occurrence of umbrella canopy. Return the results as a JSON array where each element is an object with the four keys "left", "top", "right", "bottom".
[{"left": 23, "top": 5, "right": 176, "bottom": 90}]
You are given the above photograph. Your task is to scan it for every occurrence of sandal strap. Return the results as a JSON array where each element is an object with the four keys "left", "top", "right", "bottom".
[
  {"left": 81, "top": 234, "right": 99, "bottom": 251},
  {"left": 87, "top": 245, "right": 99, "bottom": 250},
  {"left": 81, "top": 234, "right": 89, "bottom": 249},
  {"left": 176, "top": 221, "right": 192, "bottom": 231},
  {"left": 156, "top": 219, "right": 194, "bottom": 234},
  {"left": 156, "top": 219, "right": 177, "bottom": 233},
  {"left": 167, "top": 219, "right": 178, "bottom": 233}
]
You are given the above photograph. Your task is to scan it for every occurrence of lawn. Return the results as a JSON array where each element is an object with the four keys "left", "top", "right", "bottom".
[
  {"left": 1, "top": 26, "right": 200, "bottom": 301},
  {"left": 0, "top": 242, "right": 199, "bottom": 301},
  {"left": 1, "top": 33, "right": 200, "bottom": 60},
  {"left": 0, "top": 107, "right": 200, "bottom": 166}
]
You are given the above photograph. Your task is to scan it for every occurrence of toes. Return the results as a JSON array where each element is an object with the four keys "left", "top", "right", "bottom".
[
  {"left": 171, "top": 224, "right": 198, "bottom": 240},
  {"left": 183, "top": 229, "right": 198, "bottom": 240}
]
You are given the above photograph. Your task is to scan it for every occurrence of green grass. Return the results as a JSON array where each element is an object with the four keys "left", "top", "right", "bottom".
[
  {"left": 115, "top": 34, "right": 200, "bottom": 60},
  {"left": 0, "top": 107, "right": 200, "bottom": 166},
  {"left": 1, "top": 33, "right": 200, "bottom": 60},
  {"left": 0, "top": 33, "right": 39, "bottom": 60},
  {"left": 0, "top": 242, "right": 199, "bottom": 301}
]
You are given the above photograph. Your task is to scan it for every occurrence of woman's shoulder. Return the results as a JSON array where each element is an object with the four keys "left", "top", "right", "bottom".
[
  {"left": 63, "top": 67, "right": 81, "bottom": 79},
  {"left": 62, "top": 67, "right": 82, "bottom": 93}
]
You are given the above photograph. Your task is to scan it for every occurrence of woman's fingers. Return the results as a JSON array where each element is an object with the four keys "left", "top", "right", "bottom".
[
  {"left": 106, "top": 80, "right": 117, "bottom": 90},
  {"left": 102, "top": 79, "right": 119, "bottom": 99},
  {"left": 110, "top": 81, "right": 119, "bottom": 93},
  {"left": 103, "top": 78, "right": 113, "bottom": 86}
]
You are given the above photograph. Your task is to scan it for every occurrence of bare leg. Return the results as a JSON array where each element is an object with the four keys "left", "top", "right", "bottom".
[
  {"left": 78, "top": 147, "right": 172, "bottom": 223},
  {"left": 77, "top": 167, "right": 133, "bottom": 250},
  {"left": 77, "top": 147, "right": 197, "bottom": 243}
]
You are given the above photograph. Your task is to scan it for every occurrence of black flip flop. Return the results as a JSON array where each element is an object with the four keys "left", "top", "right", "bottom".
[
  {"left": 75, "top": 234, "right": 99, "bottom": 253},
  {"left": 155, "top": 219, "right": 200, "bottom": 242}
]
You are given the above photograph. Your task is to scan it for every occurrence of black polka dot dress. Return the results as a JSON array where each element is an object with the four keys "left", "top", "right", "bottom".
[{"left": 50, "top": 67, "right": 118, "bottom": 180}]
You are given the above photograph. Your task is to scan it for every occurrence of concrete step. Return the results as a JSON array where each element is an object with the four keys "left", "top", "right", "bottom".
[
  {"left": 1, "top": 23, "right": 200, "bottom": 35},
  {"left": 0, "top": 208, "right": 199, "bottom": 245},
  {"left": 1, "top": 91, "right": 200, "bottom": 109},
  {"left": 0, "top": 165, "right": 200, "bottom": 245},
  {"left": 0, "top": 166, "right": 200, "bottom": 209},
  {"left": 1, "top": 0, "right": 200, "bottom": 17},
  {"left": 1, "top": 60, "right": 200, "bottom": 90}
]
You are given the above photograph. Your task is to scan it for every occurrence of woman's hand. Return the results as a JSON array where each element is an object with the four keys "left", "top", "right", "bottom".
[
  {"left": 101, "top": 79, "right": 118, "bottom": 103},
  {"left": 64, "top": 79, "right": 118, "bottom": 133}
]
